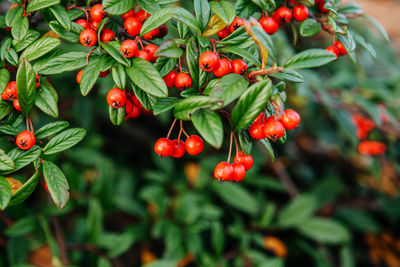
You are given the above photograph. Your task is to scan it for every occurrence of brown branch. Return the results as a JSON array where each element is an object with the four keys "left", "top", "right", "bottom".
[
  {"left": 271, "top": 159, "right": 299, "bottom": 198},
  {"left": 50, "top": 217, "right": 70, "bottom": 265},
  {"left": 247, "top": 66, "right": 284, "bottom": 80}
]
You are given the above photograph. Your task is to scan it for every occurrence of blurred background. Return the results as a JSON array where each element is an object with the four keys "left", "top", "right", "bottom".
[{"left": 1, "top": 0, "right": 400, "bottom": 266}]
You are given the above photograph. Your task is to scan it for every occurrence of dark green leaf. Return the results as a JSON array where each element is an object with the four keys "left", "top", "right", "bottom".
[
  {"left": 211, "top": 221, "right": 224, "bottom": 256},
  {"left": 27, "top": 0, "right": 60, "bottom": 13},
  {"left": 49, "top": 4, "right": 71, "bottom": 31},
  {"left": 49, "top": 21, "right": 79, "bottom": 43},
  {"left": 80, "top": 57, "right": 102, "bottom": 96},
  {"left": 194, "top": 0, "right": 211, "bottom": 31},
  {"left": 132, "top": 85, "right": 157, "bottom": 111},
  {"left": 103, "top": 0, "right": 135, "bottom": 15},
  {"left": 155, "top": 40, "right": 184, "bottom": 58},
  {"left": 140, "top": 7, "right": 174, "bottom": 35},
  {"left": 11, "top": 16, "right": 29, "bottom": 41},
  {"left": 0, "top": 101, "right": 13, "bottom": 120},
  {"left": 43, "top": 161, "right": 69, "bottom": 209},
  {"left": 269, "top": 69, "right": 304, "bottom": 83},
  {"left": 0, "top": 68, "right": 10, "bottom": 94},
  {"left": 35, "top": 80, "right": 59, "bottom": 118},
  {"left": 43, "top": 128, "right": 86, "bottom": 155},
  {"left": 8, "top": 170, "right": 39, "bottom": 206},
  {"left": 153, "top": 97, "right": 179, "bottom": 115},
  {"left": 13, "top": 30, "right": 40, "bottom": 52},
  {"left": 0, "top": 150, "right": 15, "bottom": 172},
  {"left": 34, "top": 52, "right": 88, "bottom": 75},
  {"left": 16, "top": 59, "right": 37, "bottom": 115},
  {"left": 5, "top": 216, "right": 36, "bottom": 236},
  {"left": 100, "top": 41, "right": 130, "bottom": 67},
  {"left": 231, "top": 79, "right": 272, "bottom": 131},
  {"left": 112, "top": 64, "right": 127, "bottom": 89},
  {"left": 2, "top": 146, "right": 41, "bottom": 175},
  {"left": 238, "top": 130, "right": 252, "bottom": 155},
  {"left": 260, "top": 138, "right": 274, "bottom": 161},
  {"left": 154, "top": 57, "right": 177, "bottom": 77},
  {"left": 186, "top": 38, "right": 207, "bottom": 90},
  {"left": 284, "top": 49, "right": 337, "bottom": 69},
  {"left": 21, "top": 37, "right": 61, "bottom": 63},
  {"left": 221, "top": 45, "right": 261, "bottom": 67},
  {"left": 172, "top": 8, "right": 201, "bottom": 33},
  {"left": 174, "top": 96, "right": 212, "bottom": 120},
  {"left": 136, "top": 0, "right": 160, "bottom": 13},
  {"left": 210, "top": 1, "right": 235, "bottom": 25},
  {"left": 0, "top": 177, "right": 12, "bottom": 210},
  {"left": 35, "top": 121, "right": 69, "bottom": 139},
  {"left": 109, "top": 106, "right": 125, "bottom": 126},
  {"left": 0, "top": 125, "right": 19, "bottom": 135},
  {"left": 206, "top": 74, "right": 248, "bottom": 108},
  {"left": 191, "top": 109, "right": 223, "bottom": 148},
  {"left": 300, "top": 18, "right": 321, "bottom": 37},
  {"left": 276, "top": 194, "right": 318, "bottom": 228}
]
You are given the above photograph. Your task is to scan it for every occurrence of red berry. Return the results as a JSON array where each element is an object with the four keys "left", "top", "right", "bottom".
[
  {"left": 144, "top": 44, "right": 158, "bottom": 62},
  {"left": 231, "top": 59, "right": 247, "bottom": 75},
  {"left": 232, "top": 163, "right": 246, "bottom": 182},
  {"left": 326, "top": 45, "right": 340, "bottom": 59},
  {"left": 106, "top": 88, "right": 126, "bottom": 108},
  {"left": 154, "top": 138, "right": 174, "bottom": 156},
  {"left": 199, "top": 51, "right": 220, "bottom": 72},
  {"left": 280, "top": 109, "right": 300, "bottom": 130},
  {"left": 234, "top": 151, "right": 254, "bottom": 171},
  {"left": 213, "top": 58, "right": 232, "bottom": 77},
  {"left": 120, "top": 40, "right": 138, "bottom": 58},
  {"left": 124, "top": 17, "right": 142, "bottom": 37},
  {"left": 217, "top": 27, "right": 231, "bottom": 39},
  {"left": 358, "top": 141, "right": 386, "bottom": 156},
  {"left": 125, "top": 104, "right": 141, "bottom": 120},
  {"left": 136, "top": 9, "right": 150, "bottom": 23},
  {"left": 76, "top": 69, "right": 84, "bottom": 84},
  {"left": 125, "top": 97, "right": 133, "bottom": 114},
  {"left": 121, "top": 9, "right": 135, "bottom": 20},
  {"left": 1, "top": 91, "right": 10, "bottom": 100},
  {"left": 76, "top": 19, "right": 90, "bottom": 29},
  {"left": 4, "top": 81, "right": 17, "bottom": 99},
  {"left": 264, "top": 119, "right": 285, "bottom": 140},
  {"left": 316, "top": 0, "right": 329, "bottom": 13},
  {"left": 13, "top": 99, "right": 21, "bottom": 111},
  {"left": 130, "top": 94, "right": 144, "bottom": 109},
  {"left": 293, "top": 5, "right": 309, "bottom": 21},
  {"left": 158, "top": 24, "right": 168, "bottom": 38},
  {"left": 35, "top": 73, "right": 40, "bottom": 88},
  {"left": 136, "top": 50, "right": 151, "bottom": 62},
  {"left": 273, "top": 7, "right": 292, "bottom": 24},
  {"left": 214, "top": 162, "right": 233, "bottom": 181},
  {"left": 175, "top": 73, "right": 192, "bottom": 90},
  {"left": 163, "top": 70, "right": 177, "bottom": 88},
  {"left": 249, "top": 121, "right": 265, "bottom": 139},
  {"left": 44, "top": 181, "right": 49, "bottom": 192},
  {"left": 79, "top": 29, "right": 97, "bottom": 47},
  {"left": 90, "top": 4, "right": 104, "bottom": 22},
  {"left": 90, "top": 20, "right": 100, "bottom": 30},
  {"left": 143, "top": 28, "right": 160, "bottom": 40},
  {"left": 99, "top": 70, "right": 109, "bottom": 78},
  {"left": 229, "top": 17, "right": 245, "bottom": 32},
  {"left": 100, "top": 29, "right": 115, "bottom": 42},
  {"left": 185, "top": 135, "right": 204, "bottom": 155},
  {"left": 16, "top": 131, "right": 35, "bottom": 150},
  {"left": 259, "top": 17, "right": 279, "bottom": 35},
  {"left": 334, "top": 41, "right": 347, "bottom": 55},
  {"left": 171, "top": 139, "right": 185, "bottom": 158}
]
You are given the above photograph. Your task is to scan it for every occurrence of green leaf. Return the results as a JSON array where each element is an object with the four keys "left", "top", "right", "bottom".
[
  {"left": 43, "top": 128, "right": 86, "bottom": 155},
  {"left": 13, "top": 30, "right": 41, "bottom": 52},
  {"left": 154, "top": 57, "right": 177, "bottom": 77},
  {"left": 249, "top": 26, "right": 277, "bottom": 62},
  {"left": 16, "top": 59, "right": 37, "bottom": 115},
  {"left": 48, "top": 21, "right": 79, "bottom": 43},
  {"left": 1, "top": 146, "right": 41, "bottom": 175},
  {"left": 300, "top": 18, "right": 321, "bottom": 37},
  {"left": 49, "top": 4, "right": 71, "bottom": 31},
  {"left": 238, "top": 130, "right": 252, "bottom": 155},
  {"left": 8, "top": 170, "right": 39, "bottom": 206},
  {"left": 35, "top": 121, "right": 69, "bottom": 139},
  {"left": 174, "top": 96, "right": 212, "bottom": 120},
  {"left": 112, "top": 64, "right": 126, "bottom": 89},
  {"left": 127, "top": 58, "right": 168, "bottom": 97},
  {"left": 140, "top": 7, "right": 174, "bottom": 35},
  {"left": 260, "top": 138, "right": 274, "bottom": 161},
  {"left": 0, "top": 125, "right": 20, "bottom": 135},
  {"left": 43, "top": 161, "right": 69, "bottom": 209},
  {"left": 172, "top": 7, "right": 202, "bottom": 33},
  {"left": 221, "top": 45, "right": 261, "bottom": 67},
  {"left": 0, "top": 177, "right": 12, "bottom": 209},
  {"left": 0, "top": 101, "right": 12, "bottom": 120},
  {"left": 5, "top": 216, "right": 36, "bottom": 236},
  {"left": 0, "top": 150, "right": 15, "bottom": 172},
  {"left": 284, "top": 48, "right": 337, "bottom": 69},
  {"left": 211, "top": 182, "right": 259, "bottom": 215},
  {"left": 136, "top": 0, "right": 160, "bottom": 13},
  {"left": 0, "top": 68, "right": 10, "bottom": 94},
  {"left": 21, "top": 37, "right": 61, "bottom": 63},
  {"left": 269, "top": 69, "right": 304, "bottom": 83},
  {"left": 297, "top": 217, "right": 351, "bottom": 244},
  {"left": 186, "top": 38, "right": 207, "bottom": 90},
  {"left": 27, "top": 0, "right": 60, "bottom": 13},
  {"left": 353, "top": 33, "right": 376, "bottom": 59},
  {"left": 1, "top": 38, "right": 12, "bottom": 61},
  {"left": 194, "top": 0, "right": 211, "bottom": 32},
  {"left": 34, "top": 52, "right": 88, "bottom": 75},
  {"left": 132, "top": 85, "right": 157, "bottom": 111},
  {"left": 109, "top": 106, "right": 125, "bottom": 126},
  {"left": 191, "top": 109, "right": 223, "bottom": 148},
  {"left": 340, "top": 246, "right": 355, "bottom": 267},
  {"left": 103, "top": 0, "right": 135, "bottom": 15},
  {"left": 231, "top": 79, "right": 272, "bottom": 131},
  {"left": 211, "top": 221, "right": 224, "bottom": 257},
  {"left": 210, "top": 1, "right": 236, "bottom": 25},
  {"left": 35, "top": 81, "right": 59, "bottom": 118},
  {"left": 6, "top": 6, "right": 23, "bottom": 27},
  {"left": 206, "top": 74, "right": 248, "bottom": 108},
  {"left": 80, "top": 57, "right": 102, "bottom": 96},
  {"left": 276, "top": 194, "right": 318, "bottom": 228},
  {"left": 155, "top": 40, "right": 184, "bottom": 58},
  {"left": 153, "top": 97, "right": 179, "bottom": 115},
  {"left": 11, "top": 16, "right": 29, "bottom": 41},
  {"left": 363, "top": 14, "right": 389, "bottom": 43},
  {"left": 100, "top": 41, "right": 130, "bottom": 67}
]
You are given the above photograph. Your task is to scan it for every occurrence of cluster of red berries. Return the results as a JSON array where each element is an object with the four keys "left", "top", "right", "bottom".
[
  {"left": 78, "top": 4, "right": 114, "bottom": 47},
  {"left": 352, "top": 113, "right": 386, "bottom": 156},
  {"left": 15, "top": 130, "right": 36, "bottom": 150},
  {"left": 1, "top": 75, "right": 40, "bottom": 112},
  {"left": 217, "top": 16, "right": 245, "bottom": 39},
  {"left": 120, "top": 40, "right": 158, "bottom": 62},
  {"left": 326, "top": 41, "right": 347, "bottom": 60},
  {"left": 249, "top": 109, "right": 300, "bottom": 141},
  {"left": 198, "top": 51, "right": 248, "bottom": 77},
  {"left": 105, "top": 88, "right": 150, "bottom": 118},
  {"left": 259, "top": 3, "right": 309, "bottom": 35},
  {"left": 123, "top": 9, "right": 167, "bottom": 40},
  {"left": 214, "top": 151, "right": 254, "bottom": 182},
  {"left": 154, "top": 135, "right": 204, "bottom": 158},
  {"left": 163, "top": 71, "right": 193, "bottom": 90}
]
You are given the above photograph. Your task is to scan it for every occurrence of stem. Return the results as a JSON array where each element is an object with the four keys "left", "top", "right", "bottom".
[
  {"left": 247, "top": 66, "right": 284, "bottom": 80},
  {"left": 178, "top": 57, "right": 183, "bottom": 72},
  {"left": 219, "top": 54, "right": 230, "bottom": 61},
  {"left": 166, "top": 119, "right": 177, "bottom": 139},
  {"left": 180, "top": 120, "right": 190, "bottom": 138},
  {"left": 28, "top": 117, "right": 34, "bottom": 132},
  {"left": 86, "top": 47, "right": 96, "bottom": 65},
  {"left": 227, "top": 132, "right": 234, "bottom": 163},
  {"left": 135, "top": 36, "right": 144, "bottom": 50},
  {"left": 51, "top": 217, "right": 70, "bottom": 265},
  {"left": 233, "top": 133, "right": 240, "bottom": 157},
  {"left": 26, "top": 116, "right": 30, "bottom": 132}
]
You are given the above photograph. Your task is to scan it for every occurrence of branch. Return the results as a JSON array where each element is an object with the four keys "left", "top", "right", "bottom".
[
  {"left": 247, "top": 66, "right": 284, "bottom": 80},
  {"left": 50, "top": 217, "right": 70, "bottom": 265}
]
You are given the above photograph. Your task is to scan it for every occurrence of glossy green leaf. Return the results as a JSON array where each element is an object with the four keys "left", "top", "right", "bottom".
[
  {"left": 109, "top": 106, "right": 126, "bottom": 126},
  {"left": 276, "top": 194, "right": 318, "bottom": 228},
  {"left": 112, "top": 64, "right": 127, "bottom": 89},
  {"left": 194, "top": 0, "right": 211, "bottom": 31},
  {"left": 174, "top": 96, "right": 212, "bottom": 120},
  {"left": 48, "top": 21, "right": 79, "bottom": 43},
  {"left": 0, "top": 177, "right": 12, "bottom": 210},
  {"left": 80, "top": 57, "right": 102, "bottom": 96},
  {"left": 43, "top": 161, "right": 69, "bottom": 209},
  {"left": 238, "top": 130, "right": 252, "bottom": 155},
  {"left": 206, "top": 74, "right": 248, "bottom": 109},
  {"left": 13, "top": 30, "right": 40, "bottom": 52},
  {"left": 27, "top": 0, "right": 60, "bottom": 13},
  {"left": 34, "top": 52, "right": 88, "bottom": 75},
  {"left": 11, "top": 16, "right": 29, "bottom": 41},
  {"left": 8, "top": 170, "right": 39, "bottom": 206},
  {"left": 300, "top": 18, "right": 321, "bottom": 37},
  {"left": 191, "top": 109, "right": 223, "bottom": 148},
  {"left": 221, "top": 45, "right": 261, "bottom": 67},
  {"left": 35, "top": 121, "right": 69, "bottom": 139},
  {"left": 21, "top": 37, "right": 61, "bottom": 63},
  {"left": 210, "top": 1, "right": 236, "bottom": 25},
  {"left": 16, "top": 59, "right": 37, "bottom": 115},
  {"left": 0, "top": 68, "right": 10, "bottom": 95},
  {"left": 269, "top": 69, "right": 304, "bottom": 83},
  {"left": 284, "top": 49, "right": 337, "bottom": 69},
  {"left": 49, "top": 4, "right": 71, "bottom": 31},
  {"left": 155, "top": 40, "right": 184, "bottom": 58},
  {"left": 43, "top": 128, "right": 86, "bottom": 155},
  {"left": 2, "top": 146, "right": 41, "bottom": 175},
  {"left": 153, "top": 97, "right": 179, "bottom": 115},
  {"left": 297, "top": 217, "right": 351, "bottom": 244},
  {"left": 172, "top": 8, "right": 202, "bottom": 33},
  {"left": 35, "top": 80, "right": 59, "bottom": 118},
  {"left": 103, "top": 0, "right": 135, "bottom": 15},
  {"left": 140, "top": 7, "right": 174, "bottom": 35},
  {"left": 0, "top": 101, "right": 12, "bottom": 120},
  {"left": 100, "top": 41, "right": 130, "bottom": 67},
  {"left": 0, "top": 150, "right": 14, "bottom": 172}
]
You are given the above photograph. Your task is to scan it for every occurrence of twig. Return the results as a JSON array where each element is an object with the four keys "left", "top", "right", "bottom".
[
  {"left": 51, "top": 217, "right": 70, "bottom": 265},
  {"left": 247, "top": 66, "right": 284, "bottom": 80}
]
